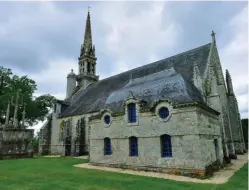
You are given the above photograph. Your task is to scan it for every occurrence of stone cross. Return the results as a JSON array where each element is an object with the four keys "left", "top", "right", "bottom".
[
  {"left": 5, "top": 101, "right": 10, "bottom": 125},
  {"left": 211, "top": 30, "right": 216, "bottom": 43},
  {"left": 21, "top": 103, "right": 26, "bottom": 128},
  {"left": 11, "top": 91, "right": 23, "bottom": 128}
]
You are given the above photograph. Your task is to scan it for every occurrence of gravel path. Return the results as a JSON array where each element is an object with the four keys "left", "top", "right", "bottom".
[
  {"left": 43, "top": 155, "right": 61, "bottom": 157},
  {"left": 73, "top": 156, "right": 89, "bottom": 159},
  {"left": 74, "top": 154, "right": 248, "bottom": 184}
]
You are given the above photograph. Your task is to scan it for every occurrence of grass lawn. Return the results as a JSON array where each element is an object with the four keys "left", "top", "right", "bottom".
[{"left": 0, "top": 157, "right": 248, "bottom": 190}]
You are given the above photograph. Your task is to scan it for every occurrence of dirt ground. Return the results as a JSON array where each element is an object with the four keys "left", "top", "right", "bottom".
[{"left": 74, "top": 154, "right": 248, "bottom": 184}]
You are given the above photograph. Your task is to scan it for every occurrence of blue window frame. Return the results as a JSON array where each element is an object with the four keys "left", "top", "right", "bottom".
[
  {"left": 104, "top": 137, "right": 112, "bottom": 155},
  {"left": 159, "top": 107, "right": 169, "bottom": 119},
  {"left": 104, "top": 115, "right": 110, "bottom": 124},
  {"left": 129, "top": 136, "right": 138, "bottom": 156},
  {"left": 128, "top": 103, "right": 136, "bottom": 123},
  {"left": 161, "top": 135, "right": 172, "bottom": 157}
]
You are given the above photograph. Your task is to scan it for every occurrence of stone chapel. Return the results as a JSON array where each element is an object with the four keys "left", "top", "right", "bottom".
[{"left": 39, "top": 10, "right": 246, "bottom": 177}]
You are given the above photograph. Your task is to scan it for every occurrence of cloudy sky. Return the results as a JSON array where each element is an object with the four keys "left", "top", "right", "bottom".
[{"left": 0, "top": 1, "right": 248, "bottom": 133}]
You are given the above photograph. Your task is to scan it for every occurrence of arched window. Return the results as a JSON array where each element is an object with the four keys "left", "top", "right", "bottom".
[
  {"left": 92, "top": 63, "right": 95, "bottom": 74},
  {"left": 158, "top": 107, "right": 169, "bottom": 119},
  {"left": 127, "top": 103, "right": 136, "bottom": 123},
  {"left": 87, "top": 62, "right": 91, "bottom": 73},
  {"left": 104, "top": 138, "right": 112, "bottom": 155},
  {"left": 59, "top": 121, "right": 65, "bottom": 141},
  {"left": 161, "top": 134, "right": 172, "bottom": 157},
  {"left": 129, "top": 136, "right": 138, "bottom": 156}
]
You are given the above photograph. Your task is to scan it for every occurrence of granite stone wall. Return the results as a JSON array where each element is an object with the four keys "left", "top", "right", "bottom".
[
  {"left": 89, "top": 104, "right": 222, "bottom": 176},
  {"left": 0, "top": 127, "right": 34, "bottom": 159},
  {"left": 49, "top": 112, "right": 98, "bottom": 156}
]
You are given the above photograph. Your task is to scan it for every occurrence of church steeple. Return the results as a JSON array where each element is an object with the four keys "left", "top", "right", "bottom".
[
  {"left": 83, "top": 9, "right": 92, "bottom": 51},
  {"left": 77, "top": 8, "right": 99, "bottom": 90}
]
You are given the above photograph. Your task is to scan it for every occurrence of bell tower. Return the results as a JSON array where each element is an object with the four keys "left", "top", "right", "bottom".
[{"left": 77, "top": 8, "right": 99, "bottom": 89}]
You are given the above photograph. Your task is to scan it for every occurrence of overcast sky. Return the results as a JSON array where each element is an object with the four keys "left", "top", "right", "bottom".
[{"left": 0, "top": 1, "right": 248, "bottom": 133}]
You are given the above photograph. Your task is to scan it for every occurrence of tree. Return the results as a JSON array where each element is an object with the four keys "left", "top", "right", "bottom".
[{"left": 0, "top": 66, "right": 56, "bottom": 127}]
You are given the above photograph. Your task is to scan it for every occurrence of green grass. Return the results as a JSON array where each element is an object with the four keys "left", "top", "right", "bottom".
[{"left": 0, "top": 157, "right": 248, "bottom": 190}]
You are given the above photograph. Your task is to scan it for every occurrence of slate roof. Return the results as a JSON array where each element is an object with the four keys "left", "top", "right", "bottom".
[{"left": 59, "top": 43, "right": 211, "bottom": 118}]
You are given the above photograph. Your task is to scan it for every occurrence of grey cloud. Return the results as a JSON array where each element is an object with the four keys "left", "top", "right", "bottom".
[
  {"left": 0, "top": 2, "right": 94, "bottom": 73},
  {"left": 161, "top": 1, "right": 247, "bottom": 51},
  {"left": 236, "top": 84, "right": 248, "bottom": 96}
]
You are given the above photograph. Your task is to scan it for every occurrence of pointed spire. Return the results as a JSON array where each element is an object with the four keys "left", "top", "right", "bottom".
[
  {"left": 83, "top": 7, "right": 92, "bottom": 51},
  {"left": 193, "top": 62, "right": 203, "bottom": 94},
  {"left": 211, "top": 30, "right": 216, "bottom": 44},
  {"left": 226, "top": 69, "right": 234, "bottom": 95}
]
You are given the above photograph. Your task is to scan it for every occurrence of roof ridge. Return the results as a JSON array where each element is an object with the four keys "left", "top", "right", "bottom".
[
  {"left": 161, "top": 43, "right": 211, "bottom": 61},
  {"left": 97, "top": 43, "right": 211, "bottom": 83}
]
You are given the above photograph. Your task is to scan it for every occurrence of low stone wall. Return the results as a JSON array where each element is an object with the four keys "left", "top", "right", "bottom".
[
  {"left": 89, "top": 162, "right": 213, "bottom": 178},
  {"left": 0, "top": 127, "right": 34, "bottom": 160}
]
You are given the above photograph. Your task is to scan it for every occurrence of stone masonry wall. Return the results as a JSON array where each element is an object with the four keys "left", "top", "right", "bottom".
[
  {"left": 0, "top": 127, "right": 34, "bottom": 159},
  {"left": 227, "top": 96, "right": 244, "bottom": 154},
  {"left": 89, "top": 104, "right": 222, "bottom": 174},
  {"left": 50, "top": 112, "right": 98, "bottom": 156}
]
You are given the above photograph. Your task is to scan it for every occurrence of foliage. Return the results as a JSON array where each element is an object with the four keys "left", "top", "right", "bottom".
[
  {"left": 0, "top": 157, "right": 247, "bottom": 190},
  {"left": 32, "top": 135, "right": 40, "bottom": 155},
  {"left": 0, "top": 66, "right": 56, "bottom": 127}
]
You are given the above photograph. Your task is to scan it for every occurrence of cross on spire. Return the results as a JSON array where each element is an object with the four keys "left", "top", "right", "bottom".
[
  {"left": 211, "top": 30, "right": 215, "bottom": 37},
  {"left": 88, "top": 6, "right": 91, "bottom": 12},
  {"left": 211, "top": 30, "right": 216, "bottom": 44}
]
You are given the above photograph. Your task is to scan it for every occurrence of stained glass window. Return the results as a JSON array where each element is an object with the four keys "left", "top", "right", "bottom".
[
  {"left": 104, "top": 138, "right": 112, "bottom": 155},
  {"left": 161, "top": 135, "right": 172, "bottom": 157},
  {"left": 129, "top": 136, "right": 138, "bottom": 156},
  {"left": 128, "top": 103, "right": 136, "bottom": 123},
  {"left": 159, "top": 107, "right": 169, "bottom": 119},
  {"left": 104, "top": 115, "right": 110, "bottom": 125}
]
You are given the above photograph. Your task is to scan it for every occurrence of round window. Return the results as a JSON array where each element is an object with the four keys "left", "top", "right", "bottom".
[
  {"left": 158, "top": 107, "right": 169, "bottom": 119},
  {"left": 104, "top": 115, "right": 111, "bottom": 125}
]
